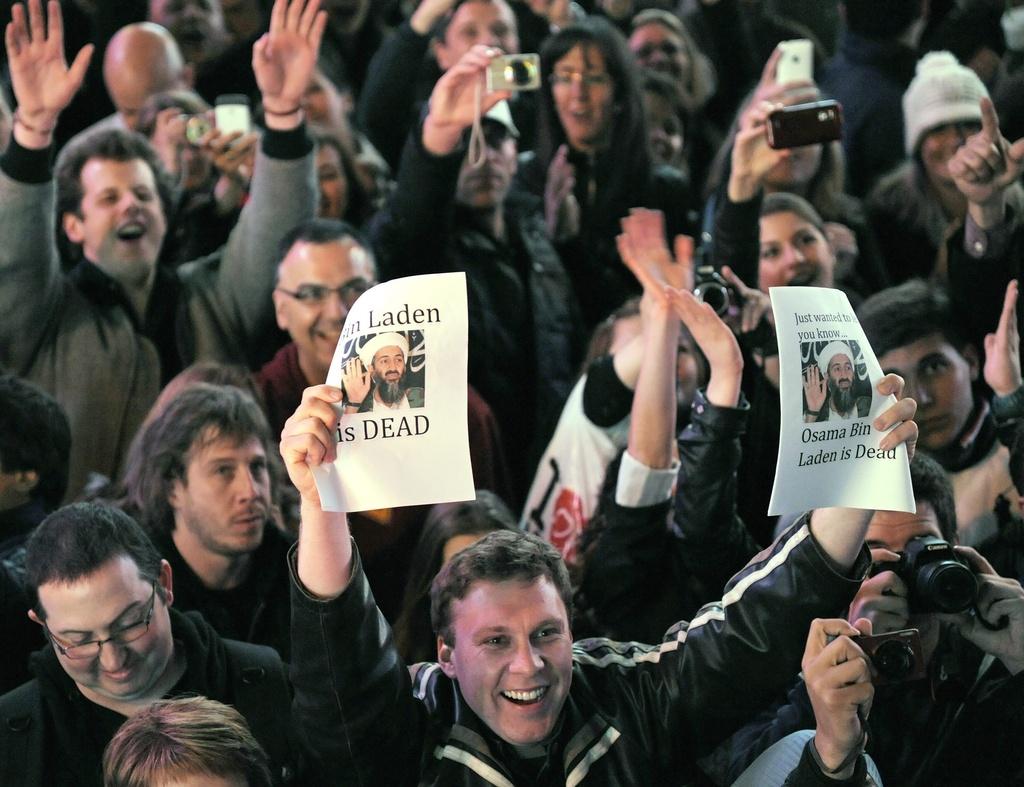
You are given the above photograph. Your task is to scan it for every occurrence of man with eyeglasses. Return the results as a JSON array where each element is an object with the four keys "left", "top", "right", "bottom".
[
  {"left": 259, "top": 218, "right": 376, "bottom": 437},
  {"left": 0, "top": 503, "right": 308, "bottom": 786}
]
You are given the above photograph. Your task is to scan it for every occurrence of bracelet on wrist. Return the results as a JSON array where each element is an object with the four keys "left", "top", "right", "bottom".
[
  {"left": 13, "top": 109, "right": 57, "bottom": 136},
  {"left": 346, "top": 400, "right": 363, "bottom": 408}
]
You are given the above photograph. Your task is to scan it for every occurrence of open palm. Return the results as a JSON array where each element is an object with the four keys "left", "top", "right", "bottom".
[{"left": 6, "top": 0, "right": 92, "bottom": 120}]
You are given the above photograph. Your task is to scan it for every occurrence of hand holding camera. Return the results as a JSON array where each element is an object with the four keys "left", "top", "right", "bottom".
[
  {"left": 952, "top": 546, "right": 1024, "bottom": 675},
  {"left": 423, "top": 45, "right": 513, "bottom": 155},
  {"left": 802, "top": 617, "right": 874, "bottom": 777}
]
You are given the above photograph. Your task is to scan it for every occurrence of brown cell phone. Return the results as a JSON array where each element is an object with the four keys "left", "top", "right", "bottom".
[
  {"left": 766, "top": 99, "right": 843, "bottom": 149},
  {"left": 853, "top": 628, "right": 926, "bottom": 686}
]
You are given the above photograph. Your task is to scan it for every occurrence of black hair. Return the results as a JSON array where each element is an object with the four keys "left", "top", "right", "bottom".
[
  {"left": 857, "top": 279, "right": 968, "bottom": 359},
  {"left": 430, "top": 529, "right": 573, "bottom": 645},
  {"left": 432, "top": 0, "right": 515, "bottom": 43},
  {"left": 535, "top": 16, "right": 652, "bottom": 221},
  {"left": 394, "top": 491, "right": 517, "bottom": 663},
  {"left": 55, "top": 129, "right": 176, "bottom": 237},
  {"left": 908, "top": 452, "right": 958, "bottom": 543},
  {"left": 24, "top": 503, "right": 164, "bottom": 617},
  {"left": 0, "top": 375, "right": 71, "bottom": 509},
  {"left": 275, "top": 217, "right": 376, "bottom": 274},
  {"left": 840, "top": 0, "right": 923, "bottom": 41}
]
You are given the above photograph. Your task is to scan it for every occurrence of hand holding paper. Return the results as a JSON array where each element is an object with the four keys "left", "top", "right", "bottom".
[
  {"left": 770, "top": 287, "right": 917, "bottom": 515},
  {"left": 280, "top": 384, "right": 343, "bottom": 506}
]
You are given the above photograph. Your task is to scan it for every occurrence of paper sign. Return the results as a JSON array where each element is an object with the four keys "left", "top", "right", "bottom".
[
  {"left": 768, "top": 287, "right": 914, "bottom": 515},
  {"left": 311, "top": 272, "right": 474, "bottom": 512}
]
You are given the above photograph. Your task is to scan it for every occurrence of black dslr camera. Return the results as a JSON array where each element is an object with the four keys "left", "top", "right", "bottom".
[
  {"left": 693, "top": 264, "right": 732, "bottom": 316},
  {"left": 881, "top": 535, "right": 978, "bottom": 614}
]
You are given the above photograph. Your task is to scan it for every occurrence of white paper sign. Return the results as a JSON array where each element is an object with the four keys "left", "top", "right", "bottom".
[
  {"left": 311, "top": 272, "right": 474, "bottom": 512},
  {"left": 768, "top": 287, "right": 914, "bottom": 515}
]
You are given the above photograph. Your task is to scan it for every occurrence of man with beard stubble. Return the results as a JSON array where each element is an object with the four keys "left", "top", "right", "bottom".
[{"left": 804, "top": 341, "right": 871, "bottom": 422}]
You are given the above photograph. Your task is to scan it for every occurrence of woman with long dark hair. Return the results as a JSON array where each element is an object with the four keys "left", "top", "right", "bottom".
[
  {"left": 392, "top": 491, "right": 517, "bottom": 664},
  {"left": 514, "top": 15, "right": 697, "bottom": 330}
]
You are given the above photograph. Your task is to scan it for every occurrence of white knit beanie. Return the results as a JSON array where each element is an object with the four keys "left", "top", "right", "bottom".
[{"left": 902, "top": 51, "right": 989, "bottom": 155}]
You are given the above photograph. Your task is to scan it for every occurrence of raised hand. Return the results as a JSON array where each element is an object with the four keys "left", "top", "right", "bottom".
[
  {"left": 422, "top": 44, "right": 511, "bottom": 155},
  {"left": 665, "top": 287, "right": 743, "bottom": 406},
  {"left": 280, "top": 384, "right": 342, "bottom": 504},
  {"left": 616, "top": 208, "right": 693, "bottom": 299},
  {"left": 984, "top": 279, "right": 1022, "bottom": 397},
  {"left": 802, "top": 617, "right": 874, "bottom": 778},
  {"left": 803, "top": 363, "right": 826, "bottom": 415},
  {"left": 949, "top": 98, "right": 1024, "bottom": 226},
  {"left": 341, "top": 357, "right": 370, "bottom": 408},
  {"left": 253, "top": 0, "right": 327, "bottom": 120},
  {"left": 728, "top": 46, "right": 816, "bottom": 202},
  {"left": 205, "top": 129, "right": 258, "bottom": 186},
  {"left": 410, "top": 0, "right": 460, "bottom": 35},
  {"left": 544, "top": 144, "right": 580, "bottom": 241},
  {"left": 5, "top": 0, "right": 93, "bottom": 145}
]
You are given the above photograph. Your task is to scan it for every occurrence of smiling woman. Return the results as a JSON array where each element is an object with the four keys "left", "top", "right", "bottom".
[{"left": 514, "top": 15, "right": 697, "bottom": 330}]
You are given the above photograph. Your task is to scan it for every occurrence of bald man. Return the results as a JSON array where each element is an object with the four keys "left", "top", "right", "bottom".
[{"left": 103, "top": 22, "right": 190, "bottom": 131}]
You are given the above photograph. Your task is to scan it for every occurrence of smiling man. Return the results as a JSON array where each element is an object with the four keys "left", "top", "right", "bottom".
[
  {"left": 280, "top": 368, "right": 919, "bottom": 784},
  {"left": 0, "top": 0, "right": 322, "bottom": 502},
  {"left": 258, "top": 218, "right": 375, "bottom": 435},
  {"left": 117, "top": 384, "right": 293, "bottom": 660},
  {"left": 0, "top": 503, "right": 306, "bottom": 787}
]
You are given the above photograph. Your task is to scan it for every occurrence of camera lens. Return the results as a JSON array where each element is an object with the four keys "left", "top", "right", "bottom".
[
  {"left": 872, "top": 639, "right": 915, "bottom": 681},
  {"left": 185, "top": 116, "right": 211, "bottom": 145},
  {"left": 694, "top": 282, "right": 730, "bottom": 316},
  {"left": 505, "top": 60, "right": 534, "bottom": 86},
  {"left": 916, "top": 560, "right": 977, "bottom": 613}
]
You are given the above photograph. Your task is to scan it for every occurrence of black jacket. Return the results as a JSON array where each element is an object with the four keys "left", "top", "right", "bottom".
[
  {"left": 0, "top": 608, "right": 307, "bottom": 786},
  {"left": 370, "top": 124, "right": 582, "bottom": 494},
  {"left": 153, "top": 525, "right": 293, "bottom": 660},
  {"left": 288, "top": 523, "right": 870, "bottom": 785},
  {"left": 577, "top": 390, "right": 760, "bottom": 642},
  {"left": 515, "top": 149, "right": 696, "bottom": 330},
  {"left": 711, "top": 626, "right": 1024, "bottom": 787}
]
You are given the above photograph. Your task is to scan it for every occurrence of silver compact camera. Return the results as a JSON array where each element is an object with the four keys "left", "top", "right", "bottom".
[{"left": 487, "top": 54, "right": 541, "bottom": 92}]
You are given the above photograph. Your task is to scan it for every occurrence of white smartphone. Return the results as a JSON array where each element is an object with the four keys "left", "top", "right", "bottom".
[
  {"left": 214, "top": 94, "right": 252, "bottom": 136},
  {"left": 776, "top": 39, "right": 813, "bottom": 85}
]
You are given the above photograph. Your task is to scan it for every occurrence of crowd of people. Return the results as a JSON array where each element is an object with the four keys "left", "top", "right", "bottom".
[{"left": 1, "top": 0, "right": 1024, "bottom": 785}]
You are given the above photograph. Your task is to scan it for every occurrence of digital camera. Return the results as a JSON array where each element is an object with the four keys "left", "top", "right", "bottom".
[
  {"left": 487, "top": 54, "right": 541, "bottom": 92},
  {"left": 854, "top": 628, "right": 926, "bottom": 685},
  {"left": 693, "top": 264, "right": 733, "bottom": 316},
  {"left": 875, "top": 535, "right": 978, "bottom": 614},
  {"left": 183, "top": 115, "right": 211, "bottom": 145},
  {"left": 766, "top": 99, "right": 843, "bottom": 149}
]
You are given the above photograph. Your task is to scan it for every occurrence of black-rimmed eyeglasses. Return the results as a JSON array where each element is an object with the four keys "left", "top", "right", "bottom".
[
  {"left": 44, "top": 582, "right": 157, "bottom": 660},
  {"left": 275, "top": 277, "right": 371, "bottom": 307}
]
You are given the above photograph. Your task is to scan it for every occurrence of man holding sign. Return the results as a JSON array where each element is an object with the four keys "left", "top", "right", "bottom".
[{"left": 279, "top": 212, "right": 919, "bottom": 783}]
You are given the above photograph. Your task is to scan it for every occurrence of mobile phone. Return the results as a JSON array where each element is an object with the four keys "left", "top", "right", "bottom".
[
  {"left": 853, "top": 629, "right": 926, "bottom": 686},
  {"left": 766, "top": 99, "right": 843, "bottom": 149},
  {"left": 486, "top": 54, "right": 541, "bottom": 92},
  {"left": 776, "top": 39, "right": 813, "bottom": 85},
  {"left": 214, "top": 94, "right": 252, "bottom": 136}
]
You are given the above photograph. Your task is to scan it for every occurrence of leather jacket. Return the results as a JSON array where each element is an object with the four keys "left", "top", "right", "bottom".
[{"left": 288, "top": 523, "right": 870, "bottom": 785}]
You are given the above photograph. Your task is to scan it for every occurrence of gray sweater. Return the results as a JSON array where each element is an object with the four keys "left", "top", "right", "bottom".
[{"left": 0, "top": 130, "right": 316, "bottom": 499}]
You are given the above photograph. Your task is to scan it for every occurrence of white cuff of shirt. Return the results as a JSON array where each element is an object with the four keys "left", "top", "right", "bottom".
[{"left": 615, "top": 450, "right": 679, "bottom": 507}]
